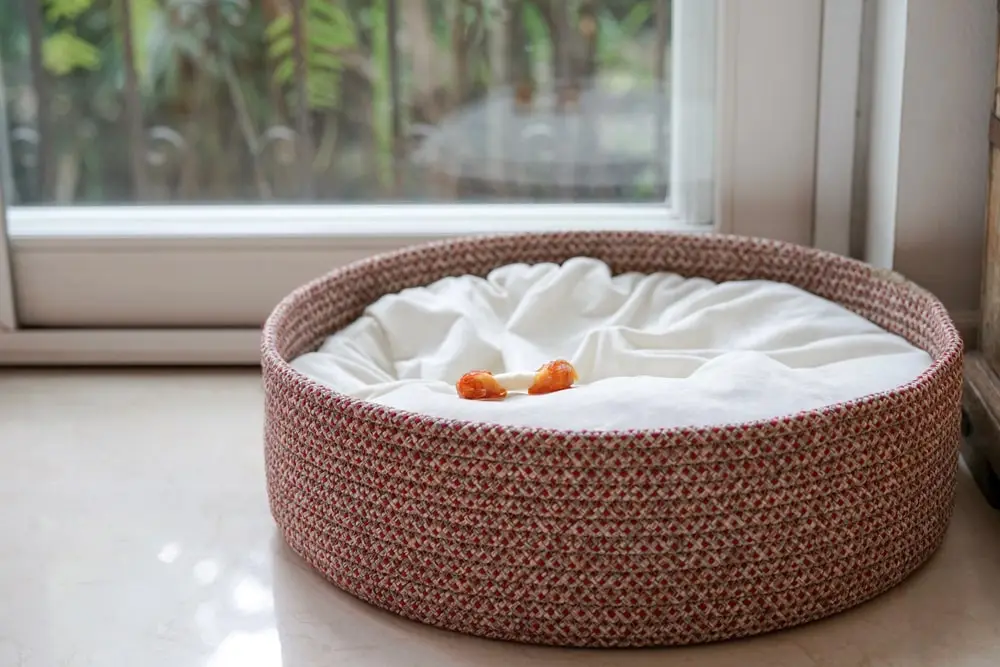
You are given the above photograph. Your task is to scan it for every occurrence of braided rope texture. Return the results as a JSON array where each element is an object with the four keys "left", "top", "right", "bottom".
[{"left": 261, "top": 231, "right": 963, "bottom": 647}]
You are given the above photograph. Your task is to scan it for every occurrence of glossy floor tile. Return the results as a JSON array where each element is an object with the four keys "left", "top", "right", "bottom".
[{"left": 2, "top": 369, "right": 1000, "bottom": 667}]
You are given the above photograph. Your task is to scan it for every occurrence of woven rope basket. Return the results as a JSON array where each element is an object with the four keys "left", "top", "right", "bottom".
[{"left": 262, "top": 231, "right": 963, "bottom": 647}]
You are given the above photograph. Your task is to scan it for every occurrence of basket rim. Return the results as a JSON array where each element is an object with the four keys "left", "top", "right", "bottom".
[{"left": 261, "top": 230, "right": 963, "bottom": 443}]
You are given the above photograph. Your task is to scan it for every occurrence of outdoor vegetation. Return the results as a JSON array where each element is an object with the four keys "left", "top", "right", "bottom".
[{"left": 0, "top": 0, "right": 671, "bottom": 205}]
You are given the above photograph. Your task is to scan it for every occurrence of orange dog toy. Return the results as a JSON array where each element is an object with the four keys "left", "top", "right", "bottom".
[
  {"left": 455, "top": 370, "right": 509, "bottom": 400},
  {"left": 456, "top": 360, "right": 579, "bottom": 400}
]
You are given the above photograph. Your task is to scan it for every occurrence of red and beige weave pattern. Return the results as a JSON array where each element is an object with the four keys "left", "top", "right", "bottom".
[{"left": 261, "top": 231, "right": 963, "bottom": 647}]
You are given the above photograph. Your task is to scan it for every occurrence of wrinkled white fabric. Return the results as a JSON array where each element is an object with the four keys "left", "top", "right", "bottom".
[{"left": 291, "top": 257, "right": 932, "bottom": 431}]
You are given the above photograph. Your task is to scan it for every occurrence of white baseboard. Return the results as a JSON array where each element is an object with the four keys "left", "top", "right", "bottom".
[
  {"left": 0, "top": 309, "right": 982, "bottom": 366},
  {"left": 0, "top": 329, "right": 261, "bottom": 365}
]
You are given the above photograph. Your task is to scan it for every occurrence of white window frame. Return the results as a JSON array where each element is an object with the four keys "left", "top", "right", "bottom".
[
  {"left": 813, "top": 0, "right": 864, "bottom": 257},
  {"left": 0, "top": 51, "right": 14, "bottom": 334},
  {"left": 858, "top": 0, "right": 993, "bottom": 342},
  {"left": 0, "top": 181, "right": 14, "bottom": 333},
  {"left": 0, "top": 0, "right": 831, "bottom": 364}
]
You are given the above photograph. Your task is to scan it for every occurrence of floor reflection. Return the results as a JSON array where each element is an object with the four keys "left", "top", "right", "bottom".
[{"left": 205, "top": 629, "right": 282, "bottom": 667}]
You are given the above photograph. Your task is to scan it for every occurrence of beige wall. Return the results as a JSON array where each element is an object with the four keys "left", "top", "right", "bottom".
[{"left": 857, "top": 0, "right": 995, "bottom": 326}]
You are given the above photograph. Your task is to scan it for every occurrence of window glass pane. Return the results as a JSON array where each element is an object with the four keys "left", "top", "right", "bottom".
[{"left": 1, "top": 0, "right": 679, "bottom": 206}]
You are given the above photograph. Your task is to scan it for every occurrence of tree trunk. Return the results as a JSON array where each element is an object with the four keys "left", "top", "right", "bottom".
[
  {"left": 289, "top": 0, "right": 314, "bottom": 198},
  {"left": 119, "top": 0, "right": 150, "bottom": 200},
  {"left": 402, "top": 0, "right": 451, "bottom": 122},
  {"left": 22, "top": 0, "right": 52, "bottom": 201}
]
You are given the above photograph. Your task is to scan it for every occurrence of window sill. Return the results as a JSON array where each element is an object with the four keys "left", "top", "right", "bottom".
[
  {"left": 8, "top": 203, "right": 696, "bottom": 241},
  {"left": 0, "top": 329, "right": 260, "bottom": 365},
  {"left": 8, "top": 204, "right": 708, "bottom": 328}
]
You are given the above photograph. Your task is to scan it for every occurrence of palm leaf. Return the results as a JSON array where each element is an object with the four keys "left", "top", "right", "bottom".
[{"left": 265, "top": 0, "right": 357, "bottom": 111}]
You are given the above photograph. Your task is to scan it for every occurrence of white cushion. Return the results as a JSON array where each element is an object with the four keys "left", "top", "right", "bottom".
[{"left": 291, "top": 257, "right": 931, "bottom": 431}]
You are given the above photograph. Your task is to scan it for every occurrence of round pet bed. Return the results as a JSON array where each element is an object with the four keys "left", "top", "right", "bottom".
[{"left": 261, "top": 231, "right": 963, "bottom": 648}]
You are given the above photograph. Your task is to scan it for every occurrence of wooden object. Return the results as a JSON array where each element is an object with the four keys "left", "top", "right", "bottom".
[
  {"left": 982, "top": 17, "right": 1000, "bottom": 367},
  {"left": 963, "top": 8, "right": 1000, "bottom": 507}
]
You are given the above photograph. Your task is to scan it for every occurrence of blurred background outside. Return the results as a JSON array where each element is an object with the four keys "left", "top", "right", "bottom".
[{"left": 0, "top": 0, "right": 673, "bottom": 207}]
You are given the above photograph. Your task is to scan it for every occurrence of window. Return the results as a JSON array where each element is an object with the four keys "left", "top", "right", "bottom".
[
  {"left": 6, "top": 0, "right": 692, "bottom": 206},
  {"left": 0, "top": 0, "right": 833, "bottom": 363}
]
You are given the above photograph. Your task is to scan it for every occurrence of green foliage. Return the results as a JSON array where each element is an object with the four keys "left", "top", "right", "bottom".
[
  {"left": 45, "top": 0, "right": 95, "bottom": 22},
  {"left": 137, "top": 0, "right": 265, "bottom": 103},
  {"left": 3, "top": 0, "right": 666, "bottom": 203},
  {"left": 41, "top": 0, "right": 102, "bottom": 76},
  {"left": 366, "top": 0, "right": 392, "bottom": 185},
  {"left": 43, "top": 29, "right": 101, "bottom": 75},
  {"left": 521, "top": 2, "right": 551, "bottom": 74},
  {"left": 619, "top": 2, "right": 654, "bottom": 36},
  {"left": 126, "top": 0, "right": 158, "bottom": 89},
  {"left": 266, "top": 0, "right": 357, "bottom": 111},
  {"left": 598, "top": 1, "right": 653, "bottom": 69}
]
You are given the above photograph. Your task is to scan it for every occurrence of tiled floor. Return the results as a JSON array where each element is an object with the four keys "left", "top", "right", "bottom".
[{"left": 3, "top": 369, "right": 1000, "bottom": 667}]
